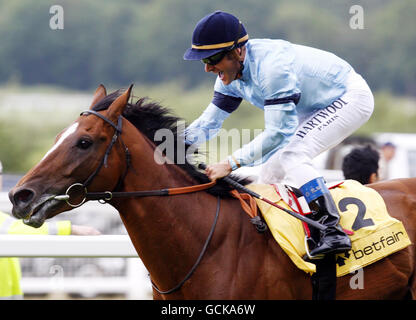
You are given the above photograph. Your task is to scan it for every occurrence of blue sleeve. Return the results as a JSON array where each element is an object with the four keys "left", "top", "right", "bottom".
[
  {"left": 212, "top": 91, "right": 242, "bottom": 113},
  {"left": 229, "top": 55, "right": 301, "bottom": 169},
  {"left": 185, "top": 103, "right": 231, "bottom": 146},
  {"left": 229, "top": 105, "right": 299, "bottom": 169},
  {"left": 259, "top": 52, "right": 300, "bottom": 106},
  {"left": 185, "top": 80, "right": 243, "bottom": 146},
  {"left": 214, "top": 76, "right": 243, "bottom": 102}
]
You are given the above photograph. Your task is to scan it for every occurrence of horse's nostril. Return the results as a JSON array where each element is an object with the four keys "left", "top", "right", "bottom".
[{"left": 14, "top": 189, "right": 35, "bottom": 205}]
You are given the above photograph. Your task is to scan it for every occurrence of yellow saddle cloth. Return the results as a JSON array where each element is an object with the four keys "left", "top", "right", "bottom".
[{"left": 247, "top": 180, "right": 411, "bottom": 277}]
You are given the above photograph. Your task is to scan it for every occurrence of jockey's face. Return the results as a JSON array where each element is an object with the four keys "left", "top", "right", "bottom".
[{"left": 204, "top": 47, "right": 245, "bottom": 85}]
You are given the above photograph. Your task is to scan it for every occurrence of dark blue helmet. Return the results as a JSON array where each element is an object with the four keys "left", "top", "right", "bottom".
[{"left": 183, "top": 11, "right": 249, "bottom": 61}]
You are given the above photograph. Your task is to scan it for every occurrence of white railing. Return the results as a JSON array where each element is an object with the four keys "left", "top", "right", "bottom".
[
  {"left": 0, "top": 235, "right": 153, "bottom": 299},
  {"left": 0, "top": 235, "right": 137, "bottom": 257}
]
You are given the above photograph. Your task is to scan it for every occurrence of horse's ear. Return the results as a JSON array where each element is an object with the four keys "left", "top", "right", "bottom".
[
  {"left": 107, "top": 84, "right": 133, "bottom": 121},
  {"left": 89, "top": 84, "right": 107, "bottom": 110}
]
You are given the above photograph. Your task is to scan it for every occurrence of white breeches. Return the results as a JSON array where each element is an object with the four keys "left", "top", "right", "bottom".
[{"left": 259, "top": 70, "right": 374, "bottom": 187}]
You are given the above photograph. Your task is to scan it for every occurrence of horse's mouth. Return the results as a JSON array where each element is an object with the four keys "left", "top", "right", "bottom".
[{"left": 18, "top": 195, "right": 64, "bottom": 228}]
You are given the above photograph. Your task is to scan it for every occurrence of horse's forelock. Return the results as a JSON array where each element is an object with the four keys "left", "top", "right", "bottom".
[{"left": 91, "top": 89, "right": 251, "bottom": 196}]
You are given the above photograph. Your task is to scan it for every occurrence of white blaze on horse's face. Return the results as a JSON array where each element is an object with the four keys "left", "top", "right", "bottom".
[{"left": 41, "top": 122, "right": 79, "bottom": 161}]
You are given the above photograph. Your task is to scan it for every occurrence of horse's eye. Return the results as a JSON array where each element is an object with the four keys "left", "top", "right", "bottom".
[{"left": 76, "top": 139, "right": 93, "bottom": 150}]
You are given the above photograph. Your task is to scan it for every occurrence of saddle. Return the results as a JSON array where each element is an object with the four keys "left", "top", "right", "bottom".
[{"left": 233, "top": 179, "right": 411, "bottom": 277}]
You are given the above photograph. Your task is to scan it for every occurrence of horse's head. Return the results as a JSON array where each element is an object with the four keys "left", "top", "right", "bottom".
[{"left": 9, "top": 84, "right": 132, "bottom": 227}]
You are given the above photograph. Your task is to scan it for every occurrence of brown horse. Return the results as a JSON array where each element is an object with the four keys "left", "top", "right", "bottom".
[{"left": 8, "top": 85, "right": 416, "bottom": 299}]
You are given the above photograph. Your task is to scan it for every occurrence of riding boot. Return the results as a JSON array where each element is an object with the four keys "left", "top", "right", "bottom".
[{"left": 300, "top": 177, "right": 351, "bottom": 257}]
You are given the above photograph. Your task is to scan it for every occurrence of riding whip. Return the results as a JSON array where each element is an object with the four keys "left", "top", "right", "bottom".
[{"left": 198, "top": 163, "right": 327, "bottom": 231}]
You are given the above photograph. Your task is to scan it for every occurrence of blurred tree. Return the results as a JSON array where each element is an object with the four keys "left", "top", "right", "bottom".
[{"left": 0, "top": 0, "right": 414, "bottom": 95}]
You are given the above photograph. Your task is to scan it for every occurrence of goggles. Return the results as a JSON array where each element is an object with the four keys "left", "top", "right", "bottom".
[{"left": 202, "top": 50, "right": 228, "bottom": 65}]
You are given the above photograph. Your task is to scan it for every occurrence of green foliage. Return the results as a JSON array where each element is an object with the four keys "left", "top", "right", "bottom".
[
  {"left": 0, "top": 0, "right": 415, "bottom": 95},
  {"left": 1, "top": 0, "right": 415, "bottom": 173},
  {"left": 357, "top": 92, "right": 416, "bottom": 135},
  {"left": 1, "top": 84, "right": 414, "bottom": 173},
  {"left": 0, "top": 106, "right": 82, "bottom": 173}
]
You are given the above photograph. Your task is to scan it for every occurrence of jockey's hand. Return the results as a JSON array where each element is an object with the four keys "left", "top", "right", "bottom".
[{"left": 206, "top": 160, "right": 232, "bottom": 181}]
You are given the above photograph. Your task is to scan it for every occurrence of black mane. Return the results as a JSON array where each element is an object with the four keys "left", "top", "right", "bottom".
[{"left": 91, "top": 89, "right": 250, "bottom": 197}]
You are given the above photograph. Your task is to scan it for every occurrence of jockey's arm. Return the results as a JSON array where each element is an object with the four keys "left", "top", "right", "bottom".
[
  {"left": 228, "top": 55, "right": 301, "bottom": 170},
  {"left": 185, "top": 90, "right": 242, "bottom": 147},
  {"left": 228, "top": 101, "right": 298, "bottom": 170},
  {"left": 185, "top": 102, "right": 231, "bottom": 146}
]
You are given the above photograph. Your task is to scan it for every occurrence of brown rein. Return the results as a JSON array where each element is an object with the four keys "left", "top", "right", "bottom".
[
  {"left": 88, "top": 180, "right": 217, "bottom": 200},
  {"left": 56, "top": 180, "right": 218, "bottom": 207}
]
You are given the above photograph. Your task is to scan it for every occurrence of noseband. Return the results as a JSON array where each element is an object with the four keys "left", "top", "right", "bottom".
[{"left": 53, "top": 109, "right": 219, "bottom": 295}]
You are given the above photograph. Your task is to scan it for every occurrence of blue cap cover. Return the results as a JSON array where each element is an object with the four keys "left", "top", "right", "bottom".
[{"left": 184, "top": 11, "right": 248, "bottom": 61}]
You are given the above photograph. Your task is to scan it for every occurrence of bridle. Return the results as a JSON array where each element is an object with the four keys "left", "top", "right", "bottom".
[
  {"left": 53, "top": 109, "right": 220, "bottom": 295},
  {"left": 52, "top": 110, "right": 128, "bottom": 206},
  {"left": 54, "top": 110, "right": 216, "bottom": 206}
]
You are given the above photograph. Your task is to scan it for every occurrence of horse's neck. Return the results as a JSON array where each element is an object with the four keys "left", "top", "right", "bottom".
[
  {"left": 111, "top": 133, "right": 221, "bottom": 290},
  {"left": 407, "top": 178, "right": 416, "bottom": 194}
]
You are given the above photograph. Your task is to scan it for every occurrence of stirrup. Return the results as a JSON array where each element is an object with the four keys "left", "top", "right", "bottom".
[{"left": 303, "top": 235, "right": 325, "bottom": 260}]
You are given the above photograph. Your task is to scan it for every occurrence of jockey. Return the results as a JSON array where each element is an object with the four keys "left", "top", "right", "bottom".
[
  {"left": 342, "top": 145, "right": 380, "bottom": 185},
  {"left": 183, "top": 11, "right": 374, "bottom": 257}
]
